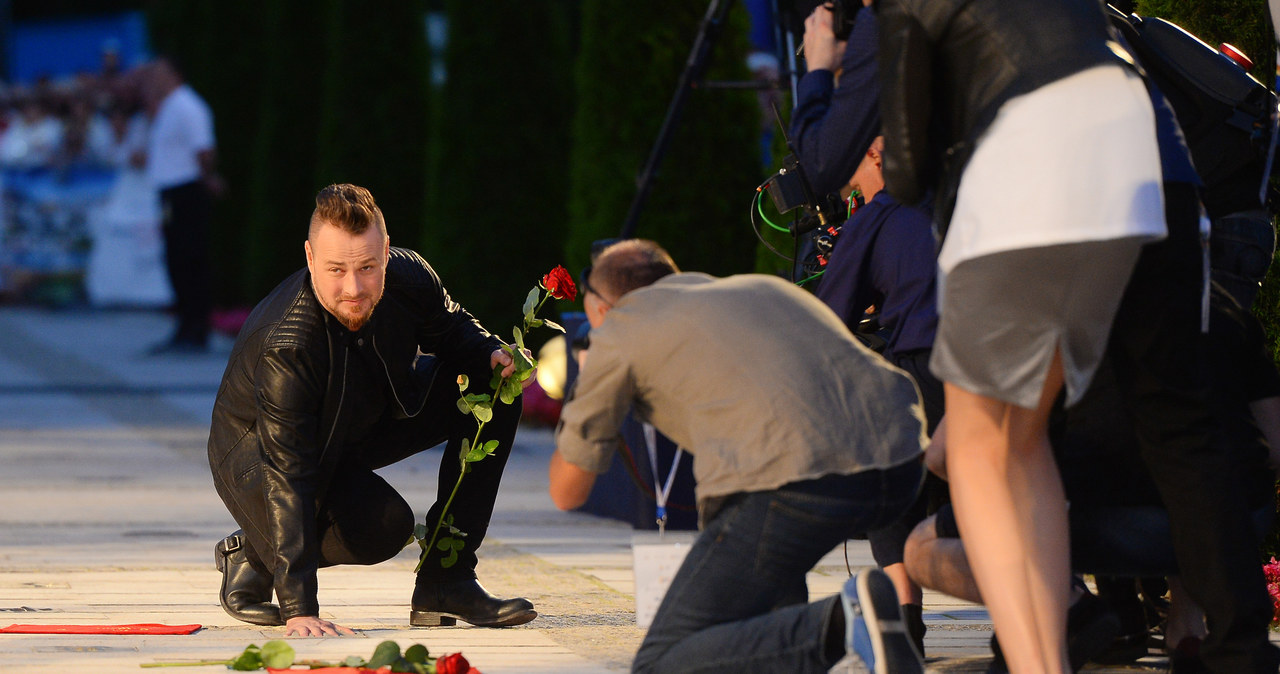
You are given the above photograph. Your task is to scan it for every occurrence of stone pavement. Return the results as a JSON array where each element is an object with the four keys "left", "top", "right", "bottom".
[{"left": 0, "top": 306, "right": 1206, "bottom": 672}]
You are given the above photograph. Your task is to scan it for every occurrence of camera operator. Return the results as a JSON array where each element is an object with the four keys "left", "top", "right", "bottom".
[
  {"left": 790, "top": 0, "right": 879, "bottom": 199},
  {"left": 790, "top": 1, "right": 945, "bottom": 654},
  {"left": 813, "top": 136, "right": 943, "bottom": 655}
]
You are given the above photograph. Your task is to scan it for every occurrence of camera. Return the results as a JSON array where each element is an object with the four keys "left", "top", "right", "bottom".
[
  {"left": 828, "top": 0, "right": 861, "bottom": 41},
  {"left": 755, "top": 150, "right": 854, "bottom": 280}
]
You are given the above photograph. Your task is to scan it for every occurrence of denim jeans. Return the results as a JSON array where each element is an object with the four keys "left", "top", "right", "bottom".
[{"left": 631, "top": 461, "right": 923, "bottom": 674}]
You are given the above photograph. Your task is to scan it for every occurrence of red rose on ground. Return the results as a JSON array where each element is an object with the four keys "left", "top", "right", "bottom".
[
  {"left": 436, "top": 652, "right": 471, "bottom": 674},
  {"left": 541, "top": 265, "right": 577, "bottom": 302}
]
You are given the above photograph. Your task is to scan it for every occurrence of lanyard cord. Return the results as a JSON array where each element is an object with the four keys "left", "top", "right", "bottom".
[{"left": 643, "top": 423, "right": 684, "bottom": 536}]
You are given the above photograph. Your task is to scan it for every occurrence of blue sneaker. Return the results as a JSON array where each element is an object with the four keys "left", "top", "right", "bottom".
[{"left": 842, "top": 568, "right": 925, "bottom": 674}]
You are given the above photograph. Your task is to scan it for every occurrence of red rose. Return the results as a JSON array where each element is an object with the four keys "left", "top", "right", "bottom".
[
  {"left": 541, "top": 265, "right": 577, "bottom": 302},
  {"left": 436, "top": 652, "right": 471, "bottom": 674}
]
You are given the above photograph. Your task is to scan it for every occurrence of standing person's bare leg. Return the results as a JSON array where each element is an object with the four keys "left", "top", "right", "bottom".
[{"left": 945, "top": 353, "right": 1071, "bottom": 673}]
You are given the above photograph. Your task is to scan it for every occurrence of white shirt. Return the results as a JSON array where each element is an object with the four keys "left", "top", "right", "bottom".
[
  {"left": 147, "top": 85, "right": 215, "bottom": 190},
  {"left": 939, "top": 65, "right": 1167, "bottom": 273}
]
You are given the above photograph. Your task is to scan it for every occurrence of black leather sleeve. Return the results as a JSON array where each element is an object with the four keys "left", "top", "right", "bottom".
[
  {"left": 391, "top": 248, "right": 504, "bottom": 368},
  {"left": 878, "top": 0, "right": 936, "bottom": 209},
  {"left": 254, "top": 343, "right": 327, "bottom": 620}
]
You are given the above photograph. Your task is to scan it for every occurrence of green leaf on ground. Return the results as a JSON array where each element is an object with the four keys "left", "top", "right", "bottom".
[
  {"left": 229, "top": 644, "right": 262, "bottom": 671},
  {"left": 368, "top": 641, "right": 402, "bottom": 668},
  {"left": 260, "top": 641, "right": 295, "bottom": 669},
  {"left": 404, "top": 644, "right": 430, "bottom": 663}
]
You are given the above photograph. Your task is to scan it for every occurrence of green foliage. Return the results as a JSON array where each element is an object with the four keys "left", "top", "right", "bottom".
[
  {"left": 421, "top": 0, "right": 577, "bottom": 332},
  {"left": 1259, "top": 256, "right": 1280, "bottom": 366},
  {"left": 566, "top": 1, "right": 762, "bottom": 278},
  {"left": 1135, "top": 0, "right": 1276, "bottom": 81},
  {"left": 147, "top": 1, "right": 432, "bottom": 305}
]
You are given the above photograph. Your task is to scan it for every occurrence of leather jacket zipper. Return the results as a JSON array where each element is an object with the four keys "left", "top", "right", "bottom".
[
  {"left": 318, "top": 348, "right": 348, "bottom": 463},
  {"left": 373, "top": 334, "right": 431, "bottom": 418}
]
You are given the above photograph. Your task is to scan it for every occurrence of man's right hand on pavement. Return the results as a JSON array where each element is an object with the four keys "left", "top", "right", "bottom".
[{"left": 284, "top": 615, "right": 355, "bottom": 637}]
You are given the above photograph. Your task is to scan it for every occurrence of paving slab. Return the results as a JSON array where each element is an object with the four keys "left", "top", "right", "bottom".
[{"left": 0, "top": 306, "right": 1248, "bottom": 672}]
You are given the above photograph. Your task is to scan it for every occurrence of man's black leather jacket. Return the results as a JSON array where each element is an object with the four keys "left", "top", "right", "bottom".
[
  {"left": 207, "top": 247, "right": 501, "bottom": 620},
  {"left": 877, "top": 0, "right": 1134, "bottom": 233}
]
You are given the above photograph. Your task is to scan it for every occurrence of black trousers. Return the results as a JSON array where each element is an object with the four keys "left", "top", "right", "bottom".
[
  {"left": 1110, "top": 182, "right": 1279, "bottom": 673},
  {"left": 867, "top": 348, "right": 946, "bottom": 569},
  {"left": 159, "top": 181, "right": 212, "bottom": 345},
  {"left": 235, "top": 361, "right": 522, "bottom": 586}
]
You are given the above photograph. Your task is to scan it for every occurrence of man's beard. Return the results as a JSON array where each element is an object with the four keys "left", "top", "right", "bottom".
[{"left": 314, "top": 281, "right": 383, "bottom": 332}]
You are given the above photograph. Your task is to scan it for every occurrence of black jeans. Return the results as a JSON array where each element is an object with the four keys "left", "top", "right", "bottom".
[
  {"left": 1110, "top": 182, "right": 1279, "bottom": 673},
  {"left": 159, "top": 181, "right": 212, "bottom": 345}
]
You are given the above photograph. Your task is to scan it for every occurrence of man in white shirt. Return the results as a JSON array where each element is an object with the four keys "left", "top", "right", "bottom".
[{"left": 140, "top": 57, "right": 224, "bottom": 353}]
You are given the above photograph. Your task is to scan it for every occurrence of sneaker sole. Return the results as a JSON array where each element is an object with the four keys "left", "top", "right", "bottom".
[{"left": 855, "top": 569, "right": 924, "bottom": 674}]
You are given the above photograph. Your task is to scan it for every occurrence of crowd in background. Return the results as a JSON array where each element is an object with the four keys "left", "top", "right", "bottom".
[{"left": 0, "top": 48, "right": 144, "bottom": 173}]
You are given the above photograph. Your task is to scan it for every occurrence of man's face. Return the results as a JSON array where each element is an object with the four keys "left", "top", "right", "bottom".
[{"left": 305, "top": 221, "right": 389, "bottom": 332}]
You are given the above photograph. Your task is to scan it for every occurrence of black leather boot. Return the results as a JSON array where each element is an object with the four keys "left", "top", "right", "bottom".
[
  {"left": 214, "top": 531, "right": 283, "bottom": 626},
  {"left": 410, "top": 578, "right": 536, "bottom": 627}
]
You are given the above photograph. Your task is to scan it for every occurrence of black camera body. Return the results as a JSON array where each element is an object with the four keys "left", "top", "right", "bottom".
[{"left": 828, "top": 0, "right": 861, "bottom": 41}]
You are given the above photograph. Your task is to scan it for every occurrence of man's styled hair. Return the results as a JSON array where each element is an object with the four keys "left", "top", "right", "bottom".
[
  {"left": 309, "top": 183, "right": 388, "bottom": 240},
  {"left": 591, "top": 239, "right": 679, "bottom": 301}
]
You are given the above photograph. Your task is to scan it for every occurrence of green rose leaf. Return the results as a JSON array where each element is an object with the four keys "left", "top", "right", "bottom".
[
  {"left": 260, "top": 640, "right": 295, "bottom": 669},
  {"left": 528, "top": 317, "right": 544, "bottom": 329},
  {"left": 499, "top": 383, "right": 517, "bottom": 405},
  {"left": 522, "top": 286, "right": 541, "bottom": 321},
  {"left": 464, "top": 393, "right": 491, "bottom": 404},
  {"left": 439, "top": 540, "right": 460, "bottom": 568},
  {"left": 513, "top": 326, "right": 525, "bottom": 349},
  {"left": 543, "top": 318, "right": 566, "bottom": 333},
  {"left": 482, "top": 439, "right": 499, "bottom": 456},
  {"left": 456, "top": 374, "right": 469, "bottom": 392},
  {"left": 368, "top": 640, "right": 402, "bottom": 669},
  {"left": 405, "top": 643, "right": 430, "bottom": 664},
  {"left": 456, "top": 397, "right": 472, "bottom": 415},
  {"left": 229, "top": 644, "right": 262, "bottom": 671},
  {"left": 513, "top": 348, "right": 534, "bottom": 371},
  {"left": 473, "top": 403, "right": 493, "bottom": 423},
  {"left": 465, "top": 440, "right": 492, "bottom": 462}
]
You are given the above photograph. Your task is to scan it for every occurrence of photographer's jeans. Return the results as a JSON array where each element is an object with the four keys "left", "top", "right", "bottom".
[{"left": 631, "top": 460, "right": 923, "bottom": 674}]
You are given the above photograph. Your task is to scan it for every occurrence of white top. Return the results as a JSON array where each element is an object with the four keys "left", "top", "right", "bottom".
[
  {"left": 146, "top": 85, "right": 215, "bottom": 190},
  {"left": 0, "top": 115, "right": 64, "bottom": 168},
  {"left": 939, "top": 64, "right": 1167, "bottom": 273}
]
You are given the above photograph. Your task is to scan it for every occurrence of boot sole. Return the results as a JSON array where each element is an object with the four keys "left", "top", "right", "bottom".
[{"left": 409, "top": 608, "right": 537, "bottom": 628}]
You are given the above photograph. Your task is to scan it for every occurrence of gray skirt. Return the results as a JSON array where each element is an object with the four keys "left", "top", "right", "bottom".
[{"left": 930, "top": 237, "right": 1146, "bottom": 409}]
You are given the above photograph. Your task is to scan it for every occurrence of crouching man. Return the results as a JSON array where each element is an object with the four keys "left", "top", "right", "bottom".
[
  {"left": 208, "top": 184, "right": 535, "bottom": 636},
  {"left": 549, "top": 239, "right": 928, "bottom": 673}
]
